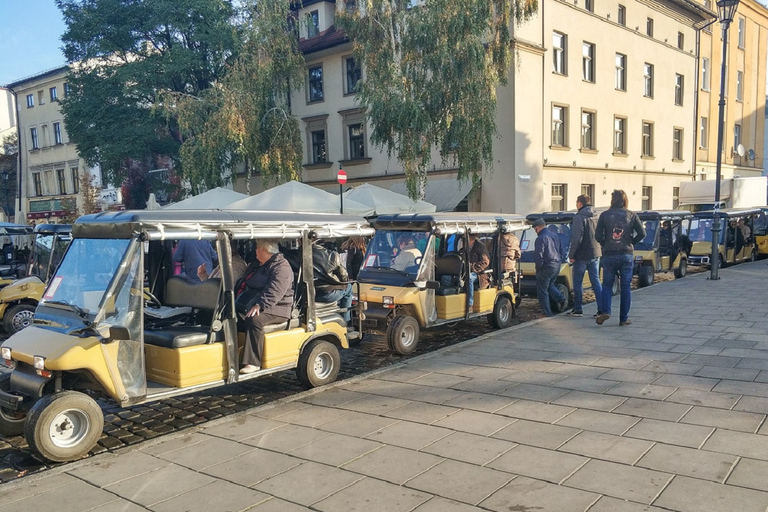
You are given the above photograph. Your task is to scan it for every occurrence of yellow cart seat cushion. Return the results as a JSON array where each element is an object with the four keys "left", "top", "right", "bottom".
[{"left": 144, "top": 326, "right": 224, "bottom": 349}]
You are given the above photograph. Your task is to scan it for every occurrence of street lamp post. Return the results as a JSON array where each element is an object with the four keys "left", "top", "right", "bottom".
[
  {"left": 0, "top": 171, "right": 9, "bottom": 222},
  {"left": 710, "top": 0, "right": 741, "bottom": 281}
]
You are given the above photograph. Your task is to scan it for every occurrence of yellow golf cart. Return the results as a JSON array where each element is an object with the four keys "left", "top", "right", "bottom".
[
  {"left": 0, "top": 210, "right": 372, "bottom": 463},
  {"left": 0, "top": 224, "right": 71, "bottom": 334},
  {"left": 685, "top": 208, "right": 760, "bottom": 267},
  {"left": 358, "top": 213, "right": 527, "bottom": 355},
  {"left": 633, "top": 211, "right": 693, "bottom": 287},
  {"left": 754, "top": 207, "right": 768, "bottom": 257}
]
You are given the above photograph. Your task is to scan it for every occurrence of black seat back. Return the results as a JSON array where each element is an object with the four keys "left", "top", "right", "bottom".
[
  {"left": 165, "top": 276, "right": 221, "bottom": 311},
  {"left": 435, "top": 253, "right": 463, "bottom": 284}
]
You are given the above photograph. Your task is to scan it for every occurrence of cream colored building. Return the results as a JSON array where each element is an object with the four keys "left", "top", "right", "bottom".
[
  {"left": 268, "top": 0, "right": 716, "bottom": 214},
  {"left": 6, "top": 66, "right": 97, "bottom": 223},
  {"left": 0, "top": 88, "right": 16, "bottom": 144},
  {"left": 695, "top": 0, "right": 768, "bottom": 182}
]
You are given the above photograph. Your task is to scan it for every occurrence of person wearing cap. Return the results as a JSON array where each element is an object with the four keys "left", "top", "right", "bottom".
[{"left": 533, "top": 218, "right": 567, "bottom": 317}]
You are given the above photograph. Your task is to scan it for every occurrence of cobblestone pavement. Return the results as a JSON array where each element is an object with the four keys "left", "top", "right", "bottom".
[{"left": 0, "top": 268, "right": 694, "bottom": 483}]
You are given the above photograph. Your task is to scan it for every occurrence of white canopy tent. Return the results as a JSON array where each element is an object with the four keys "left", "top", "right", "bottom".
[
  {"left": 164, "top": 187, "right": 248, "bottom": 210},
  {"left": 343, "top": 183, "right": 436, "bottom": 215},
  {"left": 226, "top": 181, "right": 375, "bottom": 216}
]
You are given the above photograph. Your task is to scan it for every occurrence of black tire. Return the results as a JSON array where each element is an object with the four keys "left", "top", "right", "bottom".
[
  {"left": 674, "top": 258, "right": 687, "bottom": 279},
  {"left": 386, "top": 315, "right": 420, "bottom": 355},
  {"left": 24, "top": 391, "right": 103, "bottom": 463},
  {"left": 3, "top": 304, "right": 36, "bottom": 335},
  {"left": 749, "top": 246, "right": 757, "bottom": 262},
  {"left": 296, "top": 339, "right": 340, "bottom": 389},
  {"left": 0, "top": 372, "right": 25, "bottom": 436},
  {"left": 611, "top": 279, "right": 620, "bottom": 296},
  {"left": 638, "top": 266, "right": 655, "bottom": 287},
  {"left": 550, "top": 283, "right": 570, "bottom": 313},
  {"left": 488, "top": 296, "right": 514, "bottom": 329}
]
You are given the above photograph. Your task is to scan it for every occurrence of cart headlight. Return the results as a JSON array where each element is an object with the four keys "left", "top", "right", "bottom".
[
  {"left": 635, "top": 256, "right": 643, "bottom": 261},
  {"left": 33, "top": 356, "right": 46, "bottom": 370},
  {"left": 0, "top": 347, "right": 11, "bottom": 360},
  {"left": 383, "top": 296, "right": 395, "bottom": 309}
]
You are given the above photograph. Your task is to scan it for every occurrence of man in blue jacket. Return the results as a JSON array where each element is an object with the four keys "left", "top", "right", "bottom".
[{"left": 533, "top": 218, "right": 567, "bottom": 317}]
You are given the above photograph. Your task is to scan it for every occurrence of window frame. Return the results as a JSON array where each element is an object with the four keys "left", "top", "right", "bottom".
[
  {"left": 56, "top": 169, "right": 67, "bottom": 195},
  {"left": 643, "top": 63, "right": 654, "bottom": 98},
  {"left": 551, "top": 104, "right": 569, "bottom": 148},
  {"left": 677, "top": 32, "right": 685, "bottom": 50},
  {"left": 71, "top": 168, "right": 80, "bottom": 194},
  {"left": 303, "top": 114, "right": 330, "bottom": 167},
  {"left": 646, "top": 17, "right": 654, "bottom": 37},
  {"left": 615, "top": 53, "right": 626, "bottom": 91},
  {"left": 672, "top": 187, "right": 680, "bottom": 209},
  {"left": 307, "top": 64, "right": 324, "bottom": 103},
  {"left": 584, "top": 0, "right": 594, "bottom": 12},
  {"left": 551, "top": 184, "right": 567, "bottom": 212},
  {"left": 674, "top": 74, "right": 684, "bottom": 106},
  {"left": 641, "top": 121, "right": 654, "bottom": 157},
  {"left": 736, "top": 70, "right": 743, "bottom": 101},
  {"left": 582, "top": 42, "right": 595, "bottom": 83},
  {"left": 673, "top": 127, "right": 684, "bottom": 161},
  {"left": 49, "top": 87, "right": 58, "bottom": 102},
  {"left": 343, "top": 56, "right": 362, "bottom": 96},
  {"left": 306, "top": 10, "right": 320, "bottom": 38},
  {"left": 702, "top": 57, "right": 711, "bottom": 91},
  {"left": 311, "top": 130, "right": 327, "bottom": 164},
  {"left": 53, "top": 122, "right": 63, "bottom": 145},
  {"left": 617, "top": 5, "right": 626, "bottom": 26},
  {"left": 26, "top": 94, "right": 34, "bottom": 108},
  {"left": 614, "top": 115, "right": 627, "bottom": 155},
  {"left": 581, "top": 109, "right": 596, "bottom": 151},
  {"left": 552, "top": 32, "right": 567, "bottom": 75},
  {"left": 340, "top": 108, "right": 369, "bottom": 163},
  {"left": 641, "top": 186, "right": 652, "bottom": 211},
  {"left": 700, "top": 117, "right": 708, "bottom": 149},
  {"left": 30, "top": 127, "right": 39, "bottom": 150},
  {"left": 33, "top": 172, "right": 42, "bottom": 197},
  {"left": 738, "top": 17, "right": 745, "bottom": 48},
  {"left": 734, "top": 123, "right": 742, "bottom": 151}
]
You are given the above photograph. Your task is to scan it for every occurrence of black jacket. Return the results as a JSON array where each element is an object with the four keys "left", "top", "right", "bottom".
[
  {"left": 235, "top": 253, "right": 294, "bottom": 318},
  {"left": 534, "top": 228, "right": 562, "bottom": 271},
  {"left": 313, "top": 244, "right": 349, "bottom": 292},
  {"left": 595, "top": 207, "right": 646, "bottom": 255},
  {"left": 569, "top": 205, "right": 602, "bottom": 261}
]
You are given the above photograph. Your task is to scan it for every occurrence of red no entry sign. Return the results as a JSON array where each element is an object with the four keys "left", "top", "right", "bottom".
[{"left": 337, "top": 170, "right": 348, "bottom": 184}]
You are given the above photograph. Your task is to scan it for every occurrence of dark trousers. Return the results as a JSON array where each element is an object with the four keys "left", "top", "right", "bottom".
[
  {"left": 242, "top": 312, "right": 289, "bottom": 366},
  {"left": 536, "top": 263, "right": 565, "bottom": 317}
]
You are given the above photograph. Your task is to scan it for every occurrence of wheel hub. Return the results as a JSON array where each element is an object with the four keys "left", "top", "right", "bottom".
[
  {"left": 400, "top": 325, "right": 415, "bottom": 347},
  {"left": 49, "top": 409, "right": 90, "bottom": 448},
  {"left": 313, "top": 352, "right": 333, "bottom": 380},
  {"left": 12, "top": 310, "right": 34, "bottom": 331}
]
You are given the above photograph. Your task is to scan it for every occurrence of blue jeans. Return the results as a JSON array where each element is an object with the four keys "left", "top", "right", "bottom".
[
  {"left": 536, "top": 264, "right": 565, "bottom": 317},
  {"left": 316, "top": 284, "right": 353, "bottom": 323},
  {"left": 600, "top": 253, "right": 633, "bottom": 322},
  {"left": 468, "top": 271, "right": 477, "bottom": 306},
  {"left": 572, "top": 258, "right": 602, "bottom": 314}
]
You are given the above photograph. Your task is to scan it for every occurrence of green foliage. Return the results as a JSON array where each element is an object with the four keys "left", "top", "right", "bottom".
[
  {"left": 167, "top": 0, "right": 305, "bottom": 188},
  {"left": 337, "top": 0, "right": 537, "bottom": 198},
  {"left": 56, "top": 0, "right": 241, "bottom": 188}
]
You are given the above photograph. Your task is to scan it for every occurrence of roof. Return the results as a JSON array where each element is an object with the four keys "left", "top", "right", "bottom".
[
  {"left": 636, "top": 210, "right": 694, "bottom": 220},
  {"left": 298, "top": 25, "right": 350, "bottom": 55},
  {"left": 4, "top": 65, "right": 70, "bottom": 90},
  {"left": 373, "top": 212, "right": 527, "bottom": 234},
  {"left": 524, "top": 208, "right": 610, "bottom": 223},
  {"left": 73, "top": 209, "right": 374, "bottom": 240},
  {"left": 33, "top": 224, "right": 72, "bottom": 235},
  {"left": 692, "top": 207, "right": 763, "bottom": 218}
]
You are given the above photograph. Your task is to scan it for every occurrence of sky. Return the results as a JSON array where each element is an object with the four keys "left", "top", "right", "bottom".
[{"left": 0, "top": 0, "right": 68, "bottom": 86}]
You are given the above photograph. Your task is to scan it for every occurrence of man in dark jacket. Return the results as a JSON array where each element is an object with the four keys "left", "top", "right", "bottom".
[
  {"left": 533, "top": 218, "right": 567, "bottom": 317},
  {"left": 595, "top": 190, "right": 645, "bottom": 326},
  {"left": 235, "top": 239, "right": 294, "bottom": 374},
  {"left": 568, "top": 194, "right": 603, "bottom": 317},
  {"left": 312, "top": 241, "right": 353, "bottom": 323}
]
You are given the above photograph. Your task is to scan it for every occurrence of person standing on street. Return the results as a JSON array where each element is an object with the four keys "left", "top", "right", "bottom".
[
  {"left": 594, "top": 190, "right": 645, "bottom": 326},
  {"left": 568, "top": 194, "right": 603, "bottom": 318},
  {"left": 533, "top": 218, "right": 567, "bottom": 317}
]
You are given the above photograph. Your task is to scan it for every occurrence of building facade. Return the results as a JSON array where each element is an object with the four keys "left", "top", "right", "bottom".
[
  {"left": 0, "top": 88, "right": 15, "bottom": 143},
  {"left": 6, "top": 67, "right": 97, "bottom": 223}
]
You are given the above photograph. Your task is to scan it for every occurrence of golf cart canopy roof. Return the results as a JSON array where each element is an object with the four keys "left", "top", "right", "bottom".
[{"left": 372, "top": 212, "right": 527, "bottom": 235}]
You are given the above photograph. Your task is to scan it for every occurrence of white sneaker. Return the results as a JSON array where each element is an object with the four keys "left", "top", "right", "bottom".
[{"left": 240, "top": 364, "right": 260, "bottom": 374}]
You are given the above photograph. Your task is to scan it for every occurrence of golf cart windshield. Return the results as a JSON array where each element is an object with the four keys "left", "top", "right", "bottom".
[
  {"left": 685, "top": 218, "right": 725, "bottom": 244},
  {"left": 28, "top": 233, "right": 70, "bottom": 281},
  {"left": 360, "top": 230, "right": 429, "bottom": 279},
  {"left": 635, "top": 221, "right": 659, "bottom": 250}
]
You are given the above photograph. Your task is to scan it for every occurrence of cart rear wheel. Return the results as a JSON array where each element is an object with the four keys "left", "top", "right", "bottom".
[
  {"left": 3, "top": 304, "right": 36, "bottom": 335},
  {"left": 638, "top": 265, "right": 655, "bottom": 287},
  {"left": 0, "top": 372, "right": 25, "bottom": 436},
  {"left": 550, "top": 283, "right": 570, "bottom": 313},
  {"left": 387, "top": 315, "right": 420, "bottom": 355},
  {"left": 674, "top": 258, "right": 687, "bottom": 279},
  {"left": 24, "top": 391, "right": 103, "bottom": 463},
  {"left": 488, "top": 296, "right": 514, "bottom": 329},
  {"left": 296, "top": 339, "right": 340, "bottom": 389}
]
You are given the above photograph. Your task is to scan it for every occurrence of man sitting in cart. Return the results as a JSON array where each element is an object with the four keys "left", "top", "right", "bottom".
[
  {"left": 391, "top": 234, "right": 422, "bottom": 272},
  {"left": 312, "top": 239, "right": 354, "bottom": 323},
  {"left": 234, "top": 239, "right": 294, "bottom": 375}
]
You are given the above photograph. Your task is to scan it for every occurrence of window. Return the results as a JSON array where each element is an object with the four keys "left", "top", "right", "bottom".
[
  {"left": 306, "top": 10, "right": 319, "bottom": 38},
  {"left": 37, "top": 90, "right": 45, "bottom": 105},
  {"left": 57, "top": 169, "right": 66, "bottom": 195},
  {"left": 642, "top": 121, "right": 654, "bottom": 157},
  {"left": 700, "top": 117, "right": 708, "bottom": 148},
  {"left": 71, "top": 168, "right": 80, "bottom": 194},
  {"left": 553, "top": 32, "right": 567, "bottom": 75},
  {"left": 33, "top": 173, "right": 42, "bottom": 197},
  {"left": 30, "top": 128, "right": 39, "bottom": 150},
  {"left": 552, "top": 105, "right": 567, "bottom": 147},
  {"left": 344, "top": 57, "right": 361, "bottom": 95},
  {"left": 581, "top": 110, "right": 595, "bottom": 150},
  {"left": 617, "top": 5, "right": 626, "bottom": 26},
  {"left": 585, "top": 0, "right": 593, "bottom": 12},
  {"left": 702, "top": 58, "right": 711, "bottom": 91},
  {"left": 674, "top": 74, "right": 684, "bottom": 106},
  {"left": 348, "top": 124, "right": 365, "bottom": 159},
  {"left": 307, "top": 65, "right": 323, "bottom": 102},
  {"left": 582, "top": 42, "right": 595, "bottom": 82},
  {"left": 643, "top": 63, "right": 654, "bottom": 98},
  {"left": 615, "top": 53, "right": 626, "bottom": 91},
  {"left": 646, "top": 18, "right": 654, "bottom": 37},
  {"left": 734, "top": 123, "right": 742, "bottom": 150},
  {"left": 41, "top": 124, "right": 49, "bottom": 147},
  {"left": 704, "top": 0, "right": 712, "bottom": 32},
  {"left": 672, "top": 187, "right": 680, "bottom": 209},
  {"left": 736, "top": 71, "right": 743, "bottom": 101},
  {"left": 614, "top": 116, "right": 626, "bottom": 154},
  {"left": 53, "top": 122, "right": 62, "bottom": 145},
  {"left": 50, "top": 87, "right": 58, "bottom": 102},
  {"left": 311, "top": 130, "right": 327, "bottom": 163},
  {"left": 738, "top": 17, "right": 745, "bottom": 48},
  {"left": 641, "top": 186, "right": 652, "bottom": 210},
  {"left": 64, "top": 83, "right": 71, "bottom": 97},
  {"left": 26, "top": 94, "right": 34, "bottom": 108},
  {"left": 581, "top": 184, "right": 595, "bottom": 202},
  {"left": 551, "top": 184, "right": 567, "bottom": 211},
  {"left": 673, "top": 128, "right": 683, "bottom": 160},
  {"left": 677, "top": 32, "right": 684, "bottom": 50}
]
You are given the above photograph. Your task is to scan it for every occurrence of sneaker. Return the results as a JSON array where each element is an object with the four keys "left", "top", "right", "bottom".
[
  {"left": 558, "top": 300, "right": 567, "bottom": 312},
  {"left": 239, "top": 364, "right": 260, "bottom": 374},
  {"left": 619, "top": 319, "right": 632, "bottom": 326},
  {"left": 595, "top": 313, "right": 610, "bottom": 325},
  {"left": 566, "top": 311, "right": 583, "bottom": 317}
]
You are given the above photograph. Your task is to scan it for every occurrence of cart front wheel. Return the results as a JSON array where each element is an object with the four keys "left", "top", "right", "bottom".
[
  {"left": 24, "top": 391, "right": 103, "bottom": 463},
  {"left": 387, "top": 315, "right": 420, "bottom": 355}
]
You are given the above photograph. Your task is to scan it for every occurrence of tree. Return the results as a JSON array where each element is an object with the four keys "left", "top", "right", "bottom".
[
  {"left": 79, "top": 172, "right": 103, "bottom": 216},
  {"left": 0, "top": 133, "right": 19, "bottom": 218},
  {"left": 165, "top": 0, "right": 305, "bottom": 191},
  {"left": 336, "top": 0, "right": 537, "bottom": 198},
  {"left": 56, "top": 0, "right": 242, "bottom": 189}
]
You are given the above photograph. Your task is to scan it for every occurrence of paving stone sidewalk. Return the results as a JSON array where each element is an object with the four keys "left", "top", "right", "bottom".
[{"left": 3, "top": 261, "right": 768, "bottom": 512}]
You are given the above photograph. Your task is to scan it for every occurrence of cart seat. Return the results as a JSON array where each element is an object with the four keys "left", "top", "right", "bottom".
[
  {"left": 144, "top": 326, "right": 225, "bottom": 348},
  {"left": 435, "top": 253, "right": 463, "bottom": 296}
]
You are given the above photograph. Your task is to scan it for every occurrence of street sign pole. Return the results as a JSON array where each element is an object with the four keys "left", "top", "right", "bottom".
[{"left": 337, "top": 168, "right": 347, "bottom": 214}]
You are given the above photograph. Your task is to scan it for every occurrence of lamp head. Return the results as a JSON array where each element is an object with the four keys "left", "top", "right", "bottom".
[{"left": 717, "top": 0, "right": 740, "bottom": 24}]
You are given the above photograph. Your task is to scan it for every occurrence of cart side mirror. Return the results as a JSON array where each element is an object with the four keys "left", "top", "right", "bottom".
[{"left": 108, "top": 326, "right": 131, "bottom": 341}]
